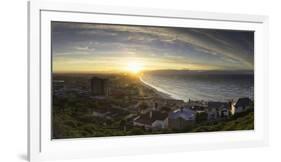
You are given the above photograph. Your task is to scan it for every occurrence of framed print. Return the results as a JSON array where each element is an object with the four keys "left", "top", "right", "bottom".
[{"left": 28, "top": 1, "right": 269, "bottom": 161}]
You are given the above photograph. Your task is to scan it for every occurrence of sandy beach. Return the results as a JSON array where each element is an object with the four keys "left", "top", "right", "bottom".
[{"left": 139, "top": 76, "right": 176, "bottom": 100}]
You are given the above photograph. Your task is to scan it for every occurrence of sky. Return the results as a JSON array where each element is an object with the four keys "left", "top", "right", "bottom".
[{"left": 51, "top": 21, "right": 254, "bottom": 73}]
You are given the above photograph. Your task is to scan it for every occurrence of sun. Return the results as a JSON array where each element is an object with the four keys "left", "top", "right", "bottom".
[{"left": 127, "top": 61, "right": 143, "bottom": 74}]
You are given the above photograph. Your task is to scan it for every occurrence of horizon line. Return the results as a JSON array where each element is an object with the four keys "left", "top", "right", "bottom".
[{"left": 52, "top": 69, "right": 254, "bottom": 75}]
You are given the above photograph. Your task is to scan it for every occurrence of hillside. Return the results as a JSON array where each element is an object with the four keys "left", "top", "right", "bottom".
[{"left": 191, "top": 110, "right": 254, "bottom": 132}]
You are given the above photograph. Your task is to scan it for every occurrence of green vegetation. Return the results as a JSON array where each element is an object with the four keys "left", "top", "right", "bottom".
[
  {"left": 195, "top": 112, "right": 208, "bottom": 123},
  {"left": 192, "top": 110, "right": 254, "bottom": 132},
  {"left": 53, "top": 96, "right": 254, "bottom": 139}
]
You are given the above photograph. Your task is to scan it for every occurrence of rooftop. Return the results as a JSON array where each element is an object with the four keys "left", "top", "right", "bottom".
[
  {"left": 169, "top": 107, "right": 195, "bottom": 121},
  {"left": 208, "top": 102, "right": 229, "bottom": 109},
  {"left": 235, "top": 98, "right": 252, "bottom": 107},
  {"left": 134, "top": 111, "right": 168, "bottom": 125}
]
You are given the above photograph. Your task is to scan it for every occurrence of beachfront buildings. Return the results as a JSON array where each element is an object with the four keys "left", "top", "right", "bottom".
[
  {"left": 133, "top": 97, "right": 253, "bottom": 130},
  {"left": 187, "top": 100, "right": 230, "bottom": 120},
  {"left": 168, "top": 107, "right": 196, "bottom": 129},
  {"left": 90, "top": 77, "right": 109, "bottom": 96}
]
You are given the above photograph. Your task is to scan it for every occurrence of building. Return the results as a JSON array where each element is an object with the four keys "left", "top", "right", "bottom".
[
  {"left": 168, "top": 107, "right": 196, "bottom": 129},
  {"left": 133, "top": 111, "right": 168, "bottom": 130},
  {"left": 231, "top": 97, "right": 253, "bottom": 115},
  {"left": 187, "top": 99, "right": 208, "bottom": 108},
  {"left": 90, "top": 77, "right": 109, "bottom": 96},
  {"left": 207, "top": 102, "right": 230, "bottom": 120}
]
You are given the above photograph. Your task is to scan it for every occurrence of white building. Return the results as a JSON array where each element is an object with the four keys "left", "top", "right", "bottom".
[
  {"left": 231, "top": 98, "right": 253, "bottom": 115},
  {"left": 207, "top": 102, "right": 230, "bottom": 120}
]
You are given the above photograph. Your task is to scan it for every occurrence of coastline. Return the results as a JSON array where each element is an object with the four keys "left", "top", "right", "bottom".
[
  {"left": 138, "top": 74, "right": 254, "bottom": 102},
  {"left": 139, "top": 76, "right": 182, "bottom": 101}
]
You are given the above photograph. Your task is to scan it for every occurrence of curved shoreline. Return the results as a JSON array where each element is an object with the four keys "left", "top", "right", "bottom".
[{"left": 139, "top": 76, "right": 183, "bottom": 101}]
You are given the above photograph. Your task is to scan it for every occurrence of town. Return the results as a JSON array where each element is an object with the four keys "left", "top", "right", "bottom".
[{"left": 52, "top": 73, "right": 254, "bottom": 139}]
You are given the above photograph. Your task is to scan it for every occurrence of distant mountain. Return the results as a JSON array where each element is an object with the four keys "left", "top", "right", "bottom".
[{"left": 143, "top": 69, "right": 254, "bottom": 75}]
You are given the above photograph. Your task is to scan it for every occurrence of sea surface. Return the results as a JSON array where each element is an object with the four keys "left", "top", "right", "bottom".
[{"left": 140, "top": 72, "right": 254, "bottom": 102}]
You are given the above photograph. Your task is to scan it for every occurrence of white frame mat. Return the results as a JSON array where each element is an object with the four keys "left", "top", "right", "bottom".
[{"left": 28, "top": 1, "right": 269, "bottom": 161}]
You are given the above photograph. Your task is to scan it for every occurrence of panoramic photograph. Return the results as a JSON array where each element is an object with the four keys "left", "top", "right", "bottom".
[{"left": 51, "top": 21, "right": 254, "bottom": 139}]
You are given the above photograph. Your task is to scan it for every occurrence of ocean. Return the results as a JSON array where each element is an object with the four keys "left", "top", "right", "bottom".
[{"left": 140, "top": 72, "right": 254, "bottom": 102}]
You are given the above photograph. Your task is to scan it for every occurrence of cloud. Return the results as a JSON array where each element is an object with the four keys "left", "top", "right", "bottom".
[{"left": 51, "top": 22, "right": 254, "bottom": 72}]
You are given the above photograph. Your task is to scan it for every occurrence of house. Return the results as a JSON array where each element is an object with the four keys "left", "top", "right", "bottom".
[
  {"left": 187, "top": 99, "right": 208, "bottom": 108},
  {"left": 168, "top": 107, "right": 196, "bottom": 129},
  {"left": 231, "top": 97, "right": 253, "bottom": 115},
  {"left": 133, "top": 111, "right": 168, "bottom": 130},
  {"left": 207, "top": 102, "right": 230, "bottom": 120}
]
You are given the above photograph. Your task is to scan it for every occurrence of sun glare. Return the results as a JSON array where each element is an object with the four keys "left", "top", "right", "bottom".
[{"left": 127, "top": 61, "right": 143, "bottom": 74}]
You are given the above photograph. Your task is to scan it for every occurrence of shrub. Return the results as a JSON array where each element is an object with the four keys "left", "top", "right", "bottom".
[
  {"left": 63, "top": 120, "right": 77, "bottom": 128},
  {"left": 129, "top": 128, "right": 145, "bottom": 135}
]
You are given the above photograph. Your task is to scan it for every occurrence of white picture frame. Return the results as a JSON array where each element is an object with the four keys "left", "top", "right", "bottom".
[{"left": 28, "top": 1, "right": 269, "bottom": 161}]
